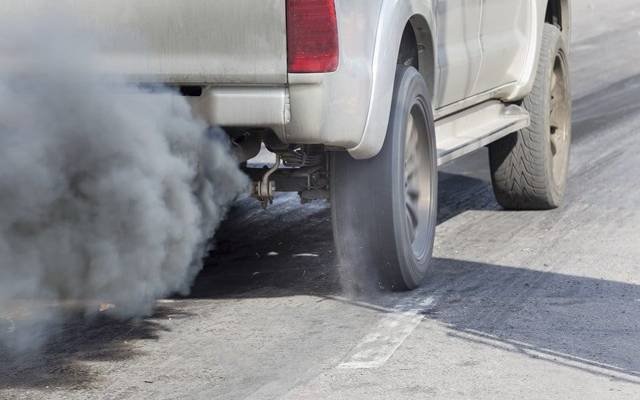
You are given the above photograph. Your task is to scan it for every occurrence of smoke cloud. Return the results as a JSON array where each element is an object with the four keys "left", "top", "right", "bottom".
[{"left": 0, "top": 16, "right": 248, "bottom": 351}]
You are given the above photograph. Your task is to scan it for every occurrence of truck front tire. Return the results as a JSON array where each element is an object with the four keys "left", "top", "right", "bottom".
[
  {"left": 331, "top": 66, "right": 437, "bottom": 291},
  {"left": 489, "top": 24, "right": 572, "bottom": 210}
]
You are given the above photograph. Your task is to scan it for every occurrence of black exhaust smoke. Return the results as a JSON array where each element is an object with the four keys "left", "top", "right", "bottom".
[{"left": 0, "top": 15, "right": 248, "bottom": 352}]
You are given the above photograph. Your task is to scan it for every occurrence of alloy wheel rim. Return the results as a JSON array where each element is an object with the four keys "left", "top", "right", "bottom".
[
  {"left": 549, "top": 53, "right": 570, "bottom": 186},
  {"left": 404, "top": 104, "right": 431, "bottom": 262}
]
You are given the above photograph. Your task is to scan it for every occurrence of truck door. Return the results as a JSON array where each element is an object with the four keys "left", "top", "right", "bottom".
[
  {"left": 473, "top": 0, "right": 530, "bottom": 94},
  {"left": 434, "top": 0, "right": 483, "bottom": 108}
]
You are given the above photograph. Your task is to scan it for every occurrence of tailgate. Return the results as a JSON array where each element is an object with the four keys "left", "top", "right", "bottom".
[{"left": 0, "top": 0, "right": 288, "bottom": 85}]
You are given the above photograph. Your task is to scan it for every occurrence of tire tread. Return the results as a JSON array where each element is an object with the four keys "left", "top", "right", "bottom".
[{"left": 489, "top": 24, "right": 570, "bottom": 210}]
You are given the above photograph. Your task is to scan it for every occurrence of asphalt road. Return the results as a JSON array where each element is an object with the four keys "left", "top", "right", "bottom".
[{"left": 2, "top": 1, "right": 640, "bottom": 399}]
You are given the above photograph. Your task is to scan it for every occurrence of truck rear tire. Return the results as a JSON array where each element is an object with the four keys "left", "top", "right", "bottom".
[
  {"left": 331, "top": 66, "right": 437, "bottom": 291},
  {"left": 489, "top": 24, "right": 572, "bottom": 210}
]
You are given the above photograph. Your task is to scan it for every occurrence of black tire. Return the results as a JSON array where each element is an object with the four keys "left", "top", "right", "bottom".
[
  {"left": 489, "top": 24, "right": 572, "bottom": 210},
  {"left": 331, "top": 66, "right": 437, "bottom": 291}
]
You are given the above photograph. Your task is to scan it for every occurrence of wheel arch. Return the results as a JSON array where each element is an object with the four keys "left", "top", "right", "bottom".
[
  {"left": 348, "top": 1, "right": 436, "bottom": 160},
  {"left": 400, "top": 15, "right": 436, "bottom": 102},
  {"left": 503, "top": 0, "right": 572, "bottom": 101},
  {"left": 545, "top": 0, "right": 572, "bottom": 39}
]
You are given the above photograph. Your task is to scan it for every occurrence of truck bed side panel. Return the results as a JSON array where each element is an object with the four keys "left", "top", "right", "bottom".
[{"left": 0, "top": 0, "right": 288, "bottom": 84}]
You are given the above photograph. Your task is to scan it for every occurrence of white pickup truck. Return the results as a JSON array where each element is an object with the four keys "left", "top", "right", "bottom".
[{"left": 1, "top": 0, "right": 572, "bottom": 290}]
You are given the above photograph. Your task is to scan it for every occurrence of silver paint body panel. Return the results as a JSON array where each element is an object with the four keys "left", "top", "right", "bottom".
[
  {"left": 0, "top": 0, "right": 288, "bottom": 84},
  {"left": 0, "top": 0, "right": 570, "bottom": 159}
]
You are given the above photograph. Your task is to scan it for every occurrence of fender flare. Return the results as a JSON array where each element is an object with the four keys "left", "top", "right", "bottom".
[
  {"left": 506, "top": 0, "right": 572, "bottom": 101},
  {"left": 348, "top": 0, "right": 436, "bottom": 160}
]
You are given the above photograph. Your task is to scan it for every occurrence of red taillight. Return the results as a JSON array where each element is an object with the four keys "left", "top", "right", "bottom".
[{"left": 286, "top": 0, "right": 339, "bottom": 73}]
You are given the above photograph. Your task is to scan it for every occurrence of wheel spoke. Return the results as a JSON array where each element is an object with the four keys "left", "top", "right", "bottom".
[
  {"left": 550, "top": 95, "right": 563, "bottom": 121},
  {"left": 405, "top": 152, "right": 419, "bottom": 180},
  {"left": 405, "top": 166, "right": 417, "bottom": 184},
  {"left": 405, "top": 146, "right": 416, "bottom": 168},
  {"left": 406, "top": 201, "right": 419, "bottom": 229},
  {"left": 406, "top": 187, "right": 420, "bottom": 201},
  {"left": 406, "top": 115, "right": 418, "bottom": 160},
  {"left": 550, "top": 134, "right": 558, "bottom": 155},
  {"left": 406, "top": 112, "right": 422, "bottom": 177},
  {"left": 409, "top": 127, "right": 418, "bottom": 150}
]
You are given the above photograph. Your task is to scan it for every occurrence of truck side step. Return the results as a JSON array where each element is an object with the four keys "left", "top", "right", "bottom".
[{"left": 435, "top": 101, "right": 530, "bottom": 166}]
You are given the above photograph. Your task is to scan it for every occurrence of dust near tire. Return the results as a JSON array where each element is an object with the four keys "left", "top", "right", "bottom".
[{"left": 331, "top": 66, "right": 438, "bottom": 292}]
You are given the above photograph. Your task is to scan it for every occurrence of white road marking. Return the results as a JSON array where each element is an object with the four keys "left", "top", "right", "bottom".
[{"left": 338, "top": 296, "right": 437, "bottom": 369}]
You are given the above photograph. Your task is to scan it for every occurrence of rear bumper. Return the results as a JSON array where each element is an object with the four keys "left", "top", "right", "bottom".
[
  {"left": 189, "top": 68, "right": 372, "bottom": 152},
  {"left": 189, "top": 87, "right": 290, "bottom": 129}
]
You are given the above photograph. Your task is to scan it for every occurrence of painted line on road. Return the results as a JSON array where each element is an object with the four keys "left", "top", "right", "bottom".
[{"left": 337, "top": 296, "right": 437, "bottom": 369}]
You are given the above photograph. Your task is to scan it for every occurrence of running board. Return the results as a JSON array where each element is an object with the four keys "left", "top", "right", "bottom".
[{"left": 435, "top": 101, "right": 530, "bottom": 166}]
